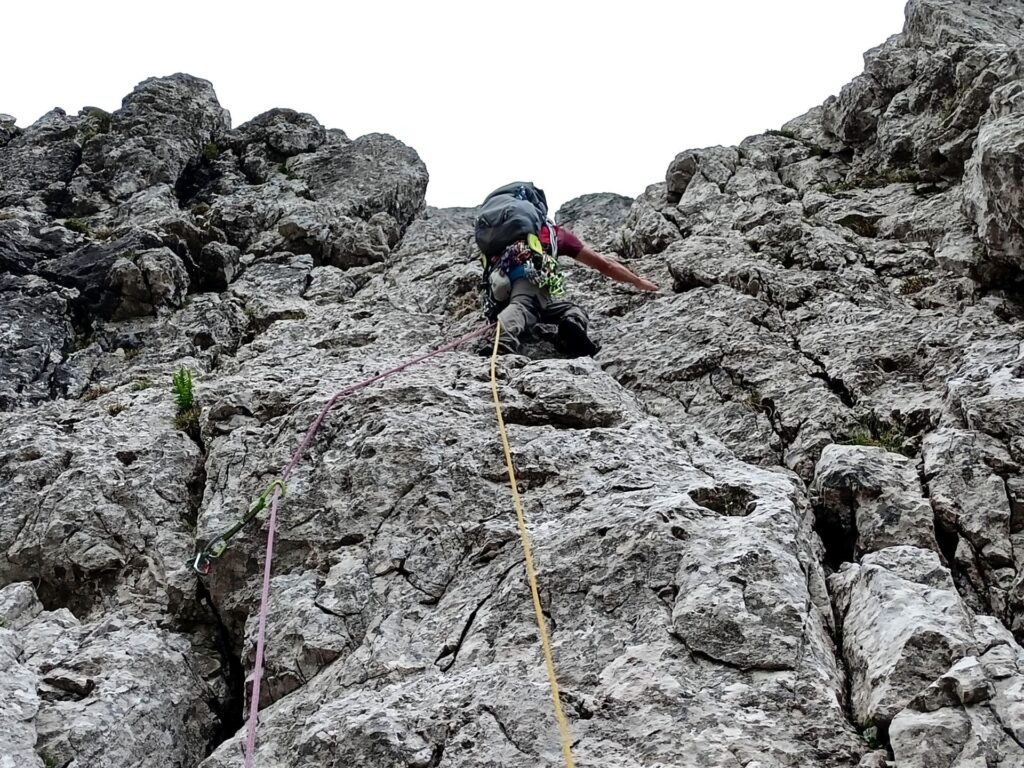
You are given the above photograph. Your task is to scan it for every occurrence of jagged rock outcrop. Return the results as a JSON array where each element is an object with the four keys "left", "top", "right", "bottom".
[{"left": 2, "top": 2, "right": 1024, "bottom": 767}]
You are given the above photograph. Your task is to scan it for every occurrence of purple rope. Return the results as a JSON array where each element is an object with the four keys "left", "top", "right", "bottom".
[{"left": 242, "top": 323, "right": 494, "bottom": 766}]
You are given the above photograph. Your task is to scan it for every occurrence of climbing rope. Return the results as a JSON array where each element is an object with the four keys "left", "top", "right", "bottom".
[
  {"left": 489, "top": 321, "right": 577, "bottom": 768},
  {"left": 193, "top": 323, "right": 495, "bottom": 768}
]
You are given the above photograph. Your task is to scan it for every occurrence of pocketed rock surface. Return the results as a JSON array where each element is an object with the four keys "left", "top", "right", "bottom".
[{"left": 2, "top": 2, "right": 1024, "bottom": 766}]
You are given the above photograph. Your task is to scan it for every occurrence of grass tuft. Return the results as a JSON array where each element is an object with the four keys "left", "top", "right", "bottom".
[
  {"left": 63, "top": 218, "right": 91, "bottom": 235},
  {"left": 81, "top": 385, "right": 112, "bottom": 402},
  {"left": 202, "top": 141, "right": 220, "bottom": 162}
]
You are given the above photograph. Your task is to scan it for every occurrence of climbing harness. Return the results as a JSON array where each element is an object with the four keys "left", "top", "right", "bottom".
[
  {"left": 480, "top": 230, "right": 566, "bottom": 317},
  {"left": 489, "top": 321, "right": 576, "bottom": 768},
  {"left": 192, "top": 480, "right": 285, "bottom": 576},
  {"left": 187, "top": 323, "right": 494, "bottom": 768}
]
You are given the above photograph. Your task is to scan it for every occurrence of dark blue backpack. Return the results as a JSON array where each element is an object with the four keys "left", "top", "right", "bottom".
[{"left": 474, "top": 182, "right": 550, "bottom": 258}]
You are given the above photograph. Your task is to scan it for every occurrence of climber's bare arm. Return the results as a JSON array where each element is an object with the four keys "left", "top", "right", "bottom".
[{"left": 573, "top": 245, "right": 658, "bottom": 291}]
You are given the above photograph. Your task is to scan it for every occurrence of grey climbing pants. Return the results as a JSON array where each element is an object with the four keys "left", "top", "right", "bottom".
[{"left": 496, "top": 279, "right": 590, "bottom": 352}]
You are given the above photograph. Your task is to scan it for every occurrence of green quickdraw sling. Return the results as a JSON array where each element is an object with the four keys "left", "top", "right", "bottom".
[
  {"left": 527, "top": 231, "right": 566, "bottom": 298},
  {"left": 192, "top": 479, "right": 286, "bottom": 575}
]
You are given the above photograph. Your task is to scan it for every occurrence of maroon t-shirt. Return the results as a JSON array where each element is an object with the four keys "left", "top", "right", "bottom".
[{"left": 540, "top": 225, "right": 583, "bottom": 258}]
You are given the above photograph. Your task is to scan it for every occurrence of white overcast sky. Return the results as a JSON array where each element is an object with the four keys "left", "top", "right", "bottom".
[{"left": 3, "top": 1, "right": 907, "bottom": 213}]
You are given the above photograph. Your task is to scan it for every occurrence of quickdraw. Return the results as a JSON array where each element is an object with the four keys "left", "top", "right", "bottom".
[
  {"left": 184, "top": 322, "right": 495, "bottom": 767},
  {"left": 192, "top": 479, "right": 286, "bottom": 575}
]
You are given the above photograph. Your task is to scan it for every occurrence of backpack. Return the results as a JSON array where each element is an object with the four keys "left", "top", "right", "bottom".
[
  {"left": 475, "top": 182, "right": 563, "bottom": 319},
  {"left": 474, "top": 182, "right": 551, "bottom": 258}
]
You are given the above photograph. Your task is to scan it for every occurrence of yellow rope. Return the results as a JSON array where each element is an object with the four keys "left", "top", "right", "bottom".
[{"left": 489, "top": 322, "right": 577, "bottom": 768}]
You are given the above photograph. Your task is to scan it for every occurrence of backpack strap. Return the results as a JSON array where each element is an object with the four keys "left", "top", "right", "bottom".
[{"left": 546, "top": 220, "right": 558, "bottom": 258}]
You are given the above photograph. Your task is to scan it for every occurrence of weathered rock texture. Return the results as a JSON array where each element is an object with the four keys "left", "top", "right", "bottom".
[{"left": 2, "top": 2, "right": 1024, "bottom": 767}]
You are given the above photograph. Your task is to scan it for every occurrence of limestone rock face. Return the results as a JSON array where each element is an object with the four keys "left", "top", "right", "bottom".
[
  {"left": 0, "top": 582, "right": 218, "bottom": 768},
  {"left": 2, "top": 2, "right": 1024, "bottom": 767},
  {"left": 829, "top": 547, "right": 977, "bottom": 726},
  {"left": 963, "top": 81, "right": 1024, "bottom": 269},
  {"left": 813, "top": 444, "right": 937, "bottom": 557}
]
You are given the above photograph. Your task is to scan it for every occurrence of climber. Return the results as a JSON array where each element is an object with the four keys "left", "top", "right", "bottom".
[{"left": 475, "top": 182, "right": 658, "bottom": 357}]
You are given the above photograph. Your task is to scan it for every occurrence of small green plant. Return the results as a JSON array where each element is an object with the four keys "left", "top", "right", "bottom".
[
  {"left": 39, "top": 749, "right": 59, "bottom": 768},
  {"left": 844, "top": 419, "right": 906, "bottom": 454},
  {"left": 93, "top": 226, "right": 116, "bottom": 241},
  {"left": 63, "top": 218, "right": 91, "bottom": 235},
  {"left": 278, "top": 163, "right": 297, "bottom": 180},
  {"left": 881, "top": 167, "right": 922, "bottom": 185},
  {"left": 899, "top": 275, "right": 936, "bottom": 295},
  {"left": 131, "top": 378, "right": 154, "bottom": 391},
  {"left": 835, "top": 214, "right": 880, "bottom": 238},
  {"left": 81, "top": 385, "right": 112, "bottom": 402},
  {"left": 766, "top": 128, "right": 797, "bottom": 140},
  {"left": 107, "top": 403, "right": 127, "bottom": 417},
  {"left": 175, "top": 406, "right": 201, "bottom": 433},
  {"left": 202, "top": 141, "right": 220, "bottom": 162},
  {"left": 123, "top": 346, "right": 143, "bottom": 360},
  {"left": 190, "top": 202, "right": 211, "bottom": 216},
  {"left": 0, "top": 210, "right": 16, "bottom": 221},
  {"left": 172, "top": 367, "right": 194, "bottom": 412},
  {"left": 172, "top": 367, "right": 200, "bottom": 435},
  {"left": 861, "top": 725, "right": 884, "bottom": 750}
]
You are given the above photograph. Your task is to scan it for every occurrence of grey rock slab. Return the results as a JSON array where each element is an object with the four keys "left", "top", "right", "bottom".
[
  {"left": 107, "top": 246, "right": 190, "bottom": 319},
  {"left": 242, "top": 570, "right": 361, "bottom": 708},
  {"left": 670, "top": 509, "right": 816, "bottom": 671},
  {"left": 0, "top": 108, "right": 87, "bottom": 212},
  {"left": 0, "top": 629, "right": 43, "bottom": 768},
  {"left": 963, "top": 81, "right": 1024, "bottom": 269},
  {"left": 287, "top": 132, "right": 428, "bottom": 232},
  {"left": 37, "top": 227, "right": 169, "bottom": 317},
  {"left": 782, "top": 105, "right": 848, "bottom": 154},
  {"left": 889, "top": 706, "right": 973, "bottom": 768},
  {"left": 823, "top": 67, "right": 893, "bottom": 146},
  {"left": 890, "top": 637, "right": 1024, "bottom": 768},
  {"left": 32, "top": 615, "right": 218, "bottom": 768},
  {"left": 554, "top": 192, "right": 633, "bottom": 254},
  {"left": 503, "top": 358, "right": 643, "bottom": 429},
  {"left": 0, "top": 581, "right": 44, "bottom": 629},
  {"left": 200, "top": 421, "right": 864, "bottom": 765},
  {"left": 905, "top": 0, "right": 1024, "bottom": 48},
  {"left": 780, "top": 155, "right": 849, "bottom": 196},
  {"left": 205, "top": 133, "right": 426, "bottom": 267},
  {"left": 0, "top": 207, "right": 79, "bottom": 273},
  {"left": 0, "top": 112, "right": 18, "bottom": 146},
  {"left": 0, "top": 273, "right": 76, "bottom": 410},
  {"left": 923, "top": 427, "right": 1017, "bottom": 616},
  {"left": 813, "top": 444, "right": 937, "bottom": 556},
  {"left": 70, "top": 73, "right": 229, "bottom": 210},
  {"left": 0, "top": 395, "right": 205, "bottom": 621},
  {"left": 945, "top": 333, "right": 1024, "bottom": 443},
  {"left": 227, "top": 107, "right": 328, "bottom": 184},
  {"left": 830, "top": 546, "right": 977, "bottom": 726},
  {"left": 0, "top": 582, "right": 219, "bottom": 768},
  {"left": 620, "top": 182, "right": 683, "bottom": 258},
  {"left": 187, "top": 275, "right": 861, "bottom": 765}
]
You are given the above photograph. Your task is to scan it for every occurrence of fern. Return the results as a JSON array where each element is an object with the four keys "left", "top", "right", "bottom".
[{"left": 171, "top": 367, "right": 194, "bottom": 413}]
